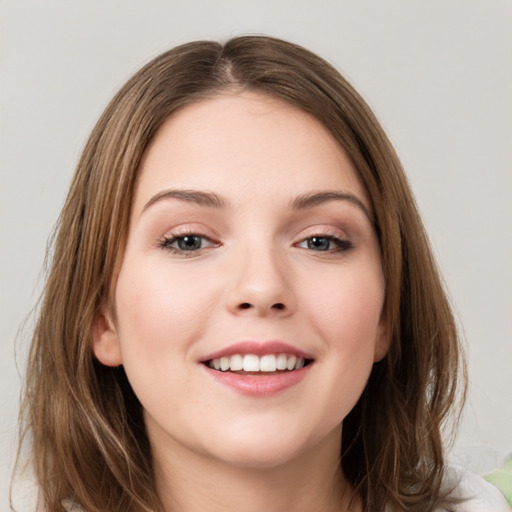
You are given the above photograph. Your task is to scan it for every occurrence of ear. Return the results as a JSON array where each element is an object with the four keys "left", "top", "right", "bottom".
[
  {"left": 373, "top": 319, "right": 391, "bottom": 363},
  {"left": 92, "top": 305, "right": 123, "bottom": 367}
]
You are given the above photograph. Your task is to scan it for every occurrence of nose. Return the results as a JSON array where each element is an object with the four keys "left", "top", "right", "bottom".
[{"left": 225, "top": 246, "right": 296, "bottom": 317}]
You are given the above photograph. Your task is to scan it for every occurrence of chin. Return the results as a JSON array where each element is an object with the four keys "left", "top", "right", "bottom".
[
  {"left": 202, "top": 427, "right": 321, "bottom": 471},
  {"left": 218, "top": 445, "right": 305, "bottom": 471}
]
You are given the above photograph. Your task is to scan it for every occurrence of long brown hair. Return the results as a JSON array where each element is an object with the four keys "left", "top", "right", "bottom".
[{"left": 16, "top": 35, "right": 466, "bottom": 512}]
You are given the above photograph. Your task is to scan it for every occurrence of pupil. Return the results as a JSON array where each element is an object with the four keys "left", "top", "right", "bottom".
[
  {"left": 178, "top": 236, "right": 201, "bottom": 251},
  {"left": 308, "top": 237, "right": 330, "bottom": 251}
]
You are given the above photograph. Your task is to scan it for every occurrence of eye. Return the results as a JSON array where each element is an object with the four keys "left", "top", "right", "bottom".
[
  {"left": 158, "top": 233, "right": 218, "bottom": 255},
  {"left": 298, "top": 235, "right": 353, "bottom": 253}
]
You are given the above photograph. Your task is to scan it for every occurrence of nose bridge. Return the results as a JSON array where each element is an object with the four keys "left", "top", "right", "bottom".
[{"left": 226, "top": 237, "right": 294, "bottom": 316}]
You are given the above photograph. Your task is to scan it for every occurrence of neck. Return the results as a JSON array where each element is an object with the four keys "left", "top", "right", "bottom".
[{"left": 151, "top": 426, "right": 360, "bottom": 512}]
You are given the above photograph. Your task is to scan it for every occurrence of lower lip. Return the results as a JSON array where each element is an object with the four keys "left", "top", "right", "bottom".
[{"left": 202, "top": 364, "right": 312, "bottom": 397}]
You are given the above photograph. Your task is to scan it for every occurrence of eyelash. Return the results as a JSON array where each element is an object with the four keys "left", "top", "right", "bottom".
[
  {"left": 157, "top": 231, "right": 218, "bottom": 256},
  {"left": 296, "top": 234, "right": 354, "bottom": 253},
  {"left": 157, "top": 231, "right": 354, "bottom": 256}
]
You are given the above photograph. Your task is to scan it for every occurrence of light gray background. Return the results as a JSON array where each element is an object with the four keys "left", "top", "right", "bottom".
[{"left": 1, "top": 0, "right": 511, "bottom": 507}]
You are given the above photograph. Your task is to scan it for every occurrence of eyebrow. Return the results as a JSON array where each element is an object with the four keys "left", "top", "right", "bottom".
[
  {"left": 142, "top": 188, "right": 373, "bottom": 222},
  {"left": 142, "top": 189, "right": 227, "bottom": 213},
  {"left": 290, "top": 191, "right": 373, "bottom": 222}
]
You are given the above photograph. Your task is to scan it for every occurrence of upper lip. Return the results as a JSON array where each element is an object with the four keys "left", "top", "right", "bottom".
[{"left": 199, "top": 341, "right": 314, "bottom": 362}]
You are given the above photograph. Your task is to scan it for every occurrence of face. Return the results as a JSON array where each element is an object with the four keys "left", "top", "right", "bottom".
[{"left": 93, "top": 92, "right": 388, "bottom": 470}]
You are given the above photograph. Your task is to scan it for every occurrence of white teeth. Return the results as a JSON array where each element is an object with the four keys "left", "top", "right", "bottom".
[
  {"left": 276, "top": 353, "right": 288, "bottom": 370},
  {"left": 207, "top": 353, "right": 309, "bottom": 372},
  {"left": 243, "top": 354, "right": 260, "bottom": 372},
  {"left": 260, "top": 354, "right": 277, "bottom": 372},
  {"left": 230, "top": 354, "right": 243, "bottom": 371},
  {"left": 220, "top": 357, "right": 230, "bottom": 371},
  {"left": 286, "top": 355, "right": 297, "bottom": 371}
]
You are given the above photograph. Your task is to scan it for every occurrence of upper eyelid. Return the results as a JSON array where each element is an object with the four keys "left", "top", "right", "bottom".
[
  {"left": 158, "top": 224, "right": 219, "bottom": 239},
  {"left": 294, "top": 224, "right": 350, "bottom": 240},
  {"left": 153, "top": 214, "right": 358, "bottom": 240},
  {"left": 157, "top": 225, "right": 351, "bottom": 242}
]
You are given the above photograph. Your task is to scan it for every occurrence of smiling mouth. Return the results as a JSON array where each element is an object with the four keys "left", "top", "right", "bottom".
[{"left": 204, "top": 353, "right": 313, "bottom": 373}]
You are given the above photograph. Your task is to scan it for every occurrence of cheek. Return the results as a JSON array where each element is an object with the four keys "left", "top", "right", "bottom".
[
  {"left": 112, "top": 263, "right": 216, "bottom": 418},
  {"left": 111, "top": 261, "right": 220, "bottom": 408},
  {"left": 305, "top": 264, "right": 385, "bottom": 345},
  {"left": 115, "top": 262, "right": 216, "bottom": 352},
  {"left": 300, "top": 265, "right": 385, "bottom": 414}
]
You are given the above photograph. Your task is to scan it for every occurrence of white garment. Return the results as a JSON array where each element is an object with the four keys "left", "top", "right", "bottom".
[
  {"left": 433, "top": 465, "right": 510, "bottom": 511},
  {"left": 383, "top": 465, "right": 511, "bottom": 511}
]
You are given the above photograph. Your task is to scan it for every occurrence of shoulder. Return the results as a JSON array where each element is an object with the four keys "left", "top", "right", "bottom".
[
  {"left": 385, "top": 465, "right": 511, "bottom": 512},
  {"left": 438, "top": 464, "right": 511, "bottom": 512}
]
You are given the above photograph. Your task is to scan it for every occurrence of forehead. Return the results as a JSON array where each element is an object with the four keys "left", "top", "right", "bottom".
[{"left": 134, "top": 92, "right": 369, "bottom": 214}]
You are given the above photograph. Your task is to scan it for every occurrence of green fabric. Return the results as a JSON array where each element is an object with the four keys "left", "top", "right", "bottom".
[{"left": 485, "top": 456, "right": 512, "bottom": 507}]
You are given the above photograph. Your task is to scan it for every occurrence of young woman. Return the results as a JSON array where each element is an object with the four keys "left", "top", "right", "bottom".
[{"left": 16, "top": 36, "right": 509, "bottom": 512}]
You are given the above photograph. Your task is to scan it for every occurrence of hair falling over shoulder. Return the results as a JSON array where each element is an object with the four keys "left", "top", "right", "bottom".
[{"left": 14, "top": 35, "right": 467, "bottom": 512}]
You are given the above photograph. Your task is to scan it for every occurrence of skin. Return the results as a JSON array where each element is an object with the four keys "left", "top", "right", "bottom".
[{"left": 93, "top": 92, "right": 389, "bottom": 512}]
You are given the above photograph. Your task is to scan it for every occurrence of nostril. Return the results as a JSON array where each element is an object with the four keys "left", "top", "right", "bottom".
[{"left": 236, "top": 302, "right": 286, "bottom": 312}]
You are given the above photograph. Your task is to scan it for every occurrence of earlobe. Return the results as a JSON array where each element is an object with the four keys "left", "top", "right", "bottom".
[
  {"left": 92, "top": 306, "right": 123, "bottom": 367},
  {"left": 373, "top": 322, "right": 391, "bottom": 363}
]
